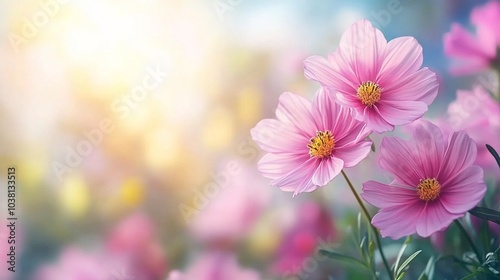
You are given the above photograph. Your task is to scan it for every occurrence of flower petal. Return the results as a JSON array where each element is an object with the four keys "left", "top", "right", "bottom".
[
  {"left": 270, "top": 157, "right": 319, "bottom": 195},
  {"left": 312, "top": 87, "right": 337, "bottom": 131},
  {"left": 379, "top": 137, "right": 424, "bottom": 186},
  {"left": 381, "top": 67, "right": 439, "bottom": 105},
  {"left": 444, "top": 23, "right": 495, "bottom": 59},
  {"left": 377, "top": 100, "right": 428, "bottom": 126},
  {"left": 335, "top": 91, "right": 365, "bottom": 114},
  {"left": 258, "top": 152, "right": 310, "bottom": 180},
  {"left": 371, "top": 201, "right": 424, "bottom": 239},
  {"left": 334, "top": 121, "right": 371, "bottom": 149},
  {"left": 440, "top": 165, "right": 486, "bottom": 214},
  {"left": 329, "top": 101, "right": 371, "bottom": 146},
  {"left": 415, "top": 201, "right": 462, "bottom": 237},
  {"left": 362, "top": 181, "right": 418, "bottom": 208},
  {"left": 334, "top": 141, "right": 371, "bottom": 168},
  {"left": 438, "top": 131, "right": 477, "bottom": 184},
  {"left": 276, "top": 92, "right": 317, "bottom": 137},
  {"left": 410, "top": 120, "right": 446, "bottom": 177},
  {"left": 470, "top": 1, "right": 500, "bottom": 46},
  {"left": 304, "top": 56, "right": 357, "bottom": 93},
  {"left": 311, "top": 157, "right": 343, "bottom": 186},
  {"left": 337, "top": 19, "right": 387, "bottom": 82},
  {"left": 363, "top": 106, "right": 394, "bottom": 133},
  {"left": 251, "top": 119, "right": 307, "bottom": 154},
  {"left": 377, "top": 37, "right": 423, "bottom": 85}
]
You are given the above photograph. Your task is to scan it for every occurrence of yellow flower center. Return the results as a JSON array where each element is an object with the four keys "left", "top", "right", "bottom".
[
  {"left": 357, "top": 81, "right": 382, "bottom": 107},
  {"left": 417, "top": 178, "right": 441, "bottom": 201},
  {"left": 307, "top": 131, "right": 335, "bottom": 159}
]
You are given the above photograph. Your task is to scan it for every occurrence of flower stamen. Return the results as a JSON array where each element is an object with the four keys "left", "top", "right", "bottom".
[
  {"left": 417, "top": 178, "right": 441, "bottom": 201},
  {"left": 308, "top": 130, "right": 335, "bottom": 159},
  {"left": 357, "top": 81, "right": 382, "bottom": 107}
]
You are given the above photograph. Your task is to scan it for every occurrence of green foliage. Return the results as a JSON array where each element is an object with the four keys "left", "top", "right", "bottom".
[
  {"left": 417, "top": 256, "right": 435, "bottom": 280},
  {"left": 392, "top": 236, "right": 423, "bottom": 280},
  {"left": 469, "top": 207, "right": 500, "bottom": 225},
  {"left": 486, "top": 144, "right": 500, "bottom": 169},
  {"left": 319, "top": 249, "right": 368, "bottom": 269}
]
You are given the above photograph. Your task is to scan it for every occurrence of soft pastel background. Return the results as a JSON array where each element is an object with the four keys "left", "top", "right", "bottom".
[{"left": 0, "top": 0, "right": 498, "bottom": 279}]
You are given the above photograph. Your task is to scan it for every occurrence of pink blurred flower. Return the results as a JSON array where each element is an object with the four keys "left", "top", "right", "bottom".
[
  {"left": 445, "top": 86, "right": 500, "bottom": 176},
  {"left": 273, "top": 202, "right": 336, "bottom": 275},
  {"left": 189, "top": 162, "right": 270, "bottom": 246},
  {"left": 34, "top": 248, "right": 122, "bottom": 280},
  {"left": 361, "top": 120, "right": 487, "bottom": 239},
  {"left": 167, "top": 251, "right": 260, "bottom": 280},
  {"left": 36, "top": 214, "right": 167, "bottom": 280},
  {"left": 430, "top": 229, "right": 447, "bottom": 252},
  {"left": 444, "top": 1, "right": 500, "bottom": 75},
  {"left": 251, "top": 89, "right": 372, "bottom": 195},
  {"left": 305, "top": 19, "right": 438, "bottom": 133},
  {"left": 106, "top": 213, "right": 168, "bottom": 280}
]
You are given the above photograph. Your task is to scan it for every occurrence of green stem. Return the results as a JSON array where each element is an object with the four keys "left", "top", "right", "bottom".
[
  {"left": 454, "top": 220, "right": 483, "bottom": 264},
  {"left": 341, "top": 170, "right": 393, "bottom": 280}
]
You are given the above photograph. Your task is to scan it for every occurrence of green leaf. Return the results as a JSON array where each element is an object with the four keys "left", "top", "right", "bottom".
[
  {"left": 394, "top": 236, "right": 412, "bottom": 278},
  {"left": 357, "top": 212, "right": 362, "bottom": 243},
  {"left": 421, "top": 256, "right": 435, "bottom": 280},
  {"left": 397, "top": 250, "right": 422, "bottom": 278},
  {"left": 417, "top": 256, "right": 436, "bottom": 280},
  {"left": 417, "top": 274, "right": 428, "bottom": 280},
  {"left": 396, "top": 271, "right": 405, "bottom": 280},
  {"left": 319, "top": 249, "right": 368, "bottom": 269},
  {"left": 479, "top": 219, "right": 492, "bottom": 255},
  {"left": 486, "top": 144, "right": 500, "bottom": 169},
  {"left": 368, "top": 241, "right": 375, "bottom": 260},
  {"left": 469, "top": 207, "right": 500, "bottom": 225}
]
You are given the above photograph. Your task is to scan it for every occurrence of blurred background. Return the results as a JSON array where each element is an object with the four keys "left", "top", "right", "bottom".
[{"left": 0, "top": 0, "right": 498, "bottom": 279}]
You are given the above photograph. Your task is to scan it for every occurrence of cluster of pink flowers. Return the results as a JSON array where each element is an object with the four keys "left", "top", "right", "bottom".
[
  {"left": 252, "top": 18, "right": 493, "bottom": 239},
  {"left": 444, "top": 1, "right": 500, "bottom": 75}
]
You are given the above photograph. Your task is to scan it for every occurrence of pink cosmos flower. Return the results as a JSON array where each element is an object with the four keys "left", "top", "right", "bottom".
[
  {"left": 361, "top": 120, "right": 487, "bottom": 239},
  {"left": 304, "top": 19, "right": 439, "bottom": 133},
  {"left": 251, "top": 88, "right": 372, "bottom": 195},
  {"left": 444, "top": 86, "right": 500, "bottom": 177},
  {"left": 444, "top": 1, "right": 500, "bottom": 75},
  {"left": 167, "top": 251, "right": 260, "bottom": 280}
]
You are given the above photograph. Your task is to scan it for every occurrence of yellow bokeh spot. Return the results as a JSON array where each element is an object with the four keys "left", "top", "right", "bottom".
[
  {"left": 59, "top": 174, "right": 89, "bottom": 218},
  {"left": 201, "top": 107, "right": 235, "bottom": 151},
  {"left": 17, "top": 156, "right": 46, "bottom": 191},
  {"left": 246, "top": 214, "right": 281, "bottom": 256},
  {"left": 237, "top": 88, "right": 262, "bottom": 125},
  {"left": 120, "top": 178, "right": 144, "bottom": 208}
]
